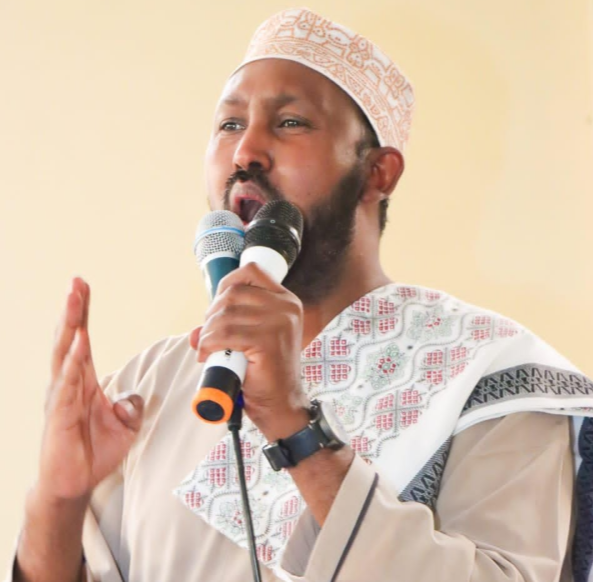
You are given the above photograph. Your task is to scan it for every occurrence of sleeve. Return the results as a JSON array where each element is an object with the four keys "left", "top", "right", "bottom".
[
  {"left": 82, "top": 335, "right": 185, "bottom": 582},
  {"left": 4, "top": 335, "right": 181, "bottom": 582},
  {"left": 278, "top": 411, "right": 574, "bottom": 582}
]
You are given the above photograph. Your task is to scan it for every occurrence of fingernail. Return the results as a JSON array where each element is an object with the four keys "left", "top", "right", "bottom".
[{"left": 119, "top": 399, "right": 137, "bottom": 418}]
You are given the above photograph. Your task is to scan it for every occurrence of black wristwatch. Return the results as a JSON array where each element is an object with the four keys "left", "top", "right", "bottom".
[{"left": 262, "top": 399, "right": 347, "bottom": 471}]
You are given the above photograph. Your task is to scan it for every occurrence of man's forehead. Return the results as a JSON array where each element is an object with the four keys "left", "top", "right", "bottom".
[
  {"left": 219, "top": 93, "right": 302, "bottom": 110},
  {"left": 217, "top": 59, "right": 345, "bottom": 111}
]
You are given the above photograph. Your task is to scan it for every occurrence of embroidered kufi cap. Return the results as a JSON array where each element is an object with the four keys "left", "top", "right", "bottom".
[{"left": 232, "top": 8, "right": 415, "bottom": 153}]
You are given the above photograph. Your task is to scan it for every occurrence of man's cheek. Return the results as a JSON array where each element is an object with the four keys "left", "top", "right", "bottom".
[{"left": 204, "top": 174, "right": 225, "bottom": 210}]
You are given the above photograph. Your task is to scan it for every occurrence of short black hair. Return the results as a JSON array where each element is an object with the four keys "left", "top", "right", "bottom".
[{"left": 354, "top": 110, "right": 389, "bottom": 235}]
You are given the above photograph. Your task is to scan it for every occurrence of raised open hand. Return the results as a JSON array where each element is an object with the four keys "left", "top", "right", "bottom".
[{"left": 38, "top": 277, "right": 144, "bottom": 501}]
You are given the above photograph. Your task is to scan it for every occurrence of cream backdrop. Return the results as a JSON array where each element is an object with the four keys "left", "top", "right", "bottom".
[{"left": 1, "top": 0, "right": 592, "bottom": 570}]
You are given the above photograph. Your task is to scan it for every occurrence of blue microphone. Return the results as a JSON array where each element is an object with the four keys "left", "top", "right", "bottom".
[
  {"left": 191, "top": 210, "right": 245, "bottom": 421},
  {"left": 193, "top": 210, "right": 245, "bottom": 301}
]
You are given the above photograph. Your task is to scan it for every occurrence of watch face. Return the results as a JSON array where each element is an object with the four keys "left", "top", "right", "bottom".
[{"left": 317, "top": 400, "right": 349, "bottom": 446}]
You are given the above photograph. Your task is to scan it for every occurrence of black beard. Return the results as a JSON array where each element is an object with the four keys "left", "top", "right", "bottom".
[
  {"left": 283, "top": 164, "right": 365, "bottom": 305},
  {"left": 222, "top": 162, "right": 365, "bottom": 305}
]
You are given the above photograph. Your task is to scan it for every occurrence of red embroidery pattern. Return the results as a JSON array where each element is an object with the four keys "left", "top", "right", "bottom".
[
  {"left": 280, "top": 496, "right": 300, "bottom": 518},
  {"left": 425, "top": 315, "right": 442, "bottom": 329},
  {"left": 240, "top": 441, "right": 253, "bottom": 459},
  {"left": 184, "top": 491, "right": 202, "bottom": 510},
  {"left": 330, "top": 363, "right": 351, "bottom": 384},
  {"left": 231, "top": 465, "right": 255, "bottom": 485},
  {"left": 352, "top": 319, "right": 371, "bottom": 335},
  {"left": 257, "top": 544, "right": 274, "bottom": 563},
  {"left": 496, "top": 320, "right": 519, "bottom": 338},
  {"left": 425, "top": 351, "right": 444, "bottom": 366},
  {"left": 398, "top": 287, "right": 418, "bottom": 300},
  {"left": 399, "top": 409, "right": 420, "bottom": 427},
  {"left": 450, "top": 362, "right": 468, "bottom": 378},
  {"left": 377, "top": 356, "right": 398, "bottom": 375},
  {"left": 377, "top": 298, "right": 396, "bottom": 315},
  {"left": 378, "top": 317, "right": 397, "bottom": 334},
  {"left": 375, "top": 412, "right": 394, "bottom": 431},
  {"left": 401, "top": 389, "right": 420, "bottom": 406},
  {"left": 330, "top": 337, "right": 349, "bottom": 357},
  {"left": 303, "top": 364, "right": 322, "bottom": 383},
  {"left": 208, "top": 467, "right": 227, "bottom": 487},
  {"left": 207, "top": 443, "right": 227, "bottom": 462},
  {"left": 422, "top": 346, "right": 470, "bottom": 385},
  {"left": 376, "top": 393, "right": 395, "bottom": 410},
  {"left": 351, "top": 435, "right": 371, "bottom": 453},
  {"left": 472, "top": 328, "right": 491, "bottom": 341},
  {"left": 175, "top": 282, "right": 528, "bottom": 571},
  {"left": 424, "top": 369, "right": 444, "bottom": 384},
  {"left": 303, "top": 338, "right": 322, "bottom": 359},
  {"left": 352, "top": 297, "right": 372, "bottom": 313}
]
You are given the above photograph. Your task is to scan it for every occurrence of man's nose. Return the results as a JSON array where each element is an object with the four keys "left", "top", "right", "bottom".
[{"left": 232, "top": 123, "right": 273, "bottom": 172}]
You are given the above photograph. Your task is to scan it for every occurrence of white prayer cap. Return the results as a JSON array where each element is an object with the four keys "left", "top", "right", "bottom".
[{"left": 232, "top": 8, "right": 415, "bottom": 153}]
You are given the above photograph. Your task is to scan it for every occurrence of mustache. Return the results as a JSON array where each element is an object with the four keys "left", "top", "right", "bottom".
[{"left": 223, "top": 167, "right": 283, "bottom": 209}]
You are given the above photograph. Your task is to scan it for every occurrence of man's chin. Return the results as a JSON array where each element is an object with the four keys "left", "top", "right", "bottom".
[{"left": 283, "top": 264, "right": 342, "bottom": 307}]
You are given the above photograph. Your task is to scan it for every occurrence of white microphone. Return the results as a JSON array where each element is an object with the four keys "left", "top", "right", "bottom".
[{"left": 193, "top": 200, "right": 303, "bottom": 424}]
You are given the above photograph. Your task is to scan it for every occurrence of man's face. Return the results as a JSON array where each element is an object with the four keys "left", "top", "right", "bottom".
[{"left": 205, "top": 59, "right": 369, "bottom": 304}]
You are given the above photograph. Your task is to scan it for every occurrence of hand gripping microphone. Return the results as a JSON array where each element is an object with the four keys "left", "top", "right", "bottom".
[{"left": 193, "top": 200, "right": 304, "bottom": 424}]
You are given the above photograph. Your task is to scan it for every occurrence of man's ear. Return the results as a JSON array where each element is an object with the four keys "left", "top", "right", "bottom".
[{"left": 360, "top": 147, "right": 404, "bottom": 203}]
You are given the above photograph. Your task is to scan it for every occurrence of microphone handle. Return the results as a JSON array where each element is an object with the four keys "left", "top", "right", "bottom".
[
  {"left": 201, "top": 253, "right": 240, "bottom": 302},
  {"left": 192, "top": 246, "right": 288, "bottom": 423}
]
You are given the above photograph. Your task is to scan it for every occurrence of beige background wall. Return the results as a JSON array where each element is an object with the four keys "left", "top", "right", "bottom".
[{"left": 1, "top": 0, "right": 591, "bottom": 570}]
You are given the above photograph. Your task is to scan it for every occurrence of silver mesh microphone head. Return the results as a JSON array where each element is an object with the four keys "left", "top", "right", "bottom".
[{"left": 193, "top": 210, "right": 245, "bottom": 266}]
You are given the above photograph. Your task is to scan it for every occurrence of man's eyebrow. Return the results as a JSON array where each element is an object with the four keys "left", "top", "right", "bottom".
[{"left": 219, "top": 93, "right": 302, "bottom": 109}]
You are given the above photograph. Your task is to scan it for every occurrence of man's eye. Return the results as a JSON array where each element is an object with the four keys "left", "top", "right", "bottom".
[
  {"left": 279, "top": 119, "right": 305, "bottom": 128},
  {"left": 220, "top": 121, "right": 243, "bottom": 131}
]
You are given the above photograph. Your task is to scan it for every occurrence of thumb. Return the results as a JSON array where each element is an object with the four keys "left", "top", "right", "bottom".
[{"left": 113, "top": 393, "right": 144, "bottom": 432}]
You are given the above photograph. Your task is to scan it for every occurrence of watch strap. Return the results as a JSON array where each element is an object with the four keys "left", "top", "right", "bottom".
[
  {"left": 282, "top": 422, "right": 324, "bottom": 464},
  {"left": 263, "top": 400, "right": 345, "bottom": 471}
]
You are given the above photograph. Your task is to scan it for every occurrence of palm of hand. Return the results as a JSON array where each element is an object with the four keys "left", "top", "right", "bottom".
[{"left": 39, "top": 279, "right": 143, "bottom": 501}]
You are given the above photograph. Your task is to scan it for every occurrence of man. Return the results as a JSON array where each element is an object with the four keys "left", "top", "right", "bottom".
[{"left": 9, "top": 8, "right": 593, "bottom": 582}]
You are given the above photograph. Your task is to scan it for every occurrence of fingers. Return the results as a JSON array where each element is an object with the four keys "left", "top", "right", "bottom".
[
  {"left": 80, "top": 329, "right": 100, "bottom": 401},
  {"left": 189, "top": 326, "right": 202, "bottom": 350},
  {"left": 217, "top": 262, "right": 286, "bottom": 297},
  {"left": 190, "top": 309, "right": 264, "bottom": 355},
  {"left": 112, "top": 394, "right": 144, "bottom": 433},
  {"left": 47, "top": 278, "right": 98, "bottom": 415},
  {"left": 51, "top": 277, "right": 90, "bottom": 384},
  {"left": 196, "top": 324, "right": 259, "bottom": 363},
  {"left": 196, "top": 264, "right": 303, "bottom": 363},
  {"left": 196, "top": 304, "right": 301, "bottom": 363},
  {"left": 81, "top": 279, "right": 90, "bottom": 329},
  {"left": 204, "top": 302, "right": 273, "bottom": 328},
  {"left": 205, "top": 275, "right": 293, "bottom": 323},
  {"left": 49, "top": 327, "right": 86, "bottom": 412}
]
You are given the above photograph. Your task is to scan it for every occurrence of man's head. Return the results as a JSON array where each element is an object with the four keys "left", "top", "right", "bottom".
[{"left": 204, "top": 9, "right": 413, "bottom": 304}]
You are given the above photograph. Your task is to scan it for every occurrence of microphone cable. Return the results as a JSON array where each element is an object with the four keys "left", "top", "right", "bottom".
[{"left": 227, "top": 399, "right": 263, "bottom": 582}]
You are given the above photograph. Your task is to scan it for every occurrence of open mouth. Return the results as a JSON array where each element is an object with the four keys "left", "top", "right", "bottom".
[{"left": 236, "top": 197, "right": 265, "bottom": 224}]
